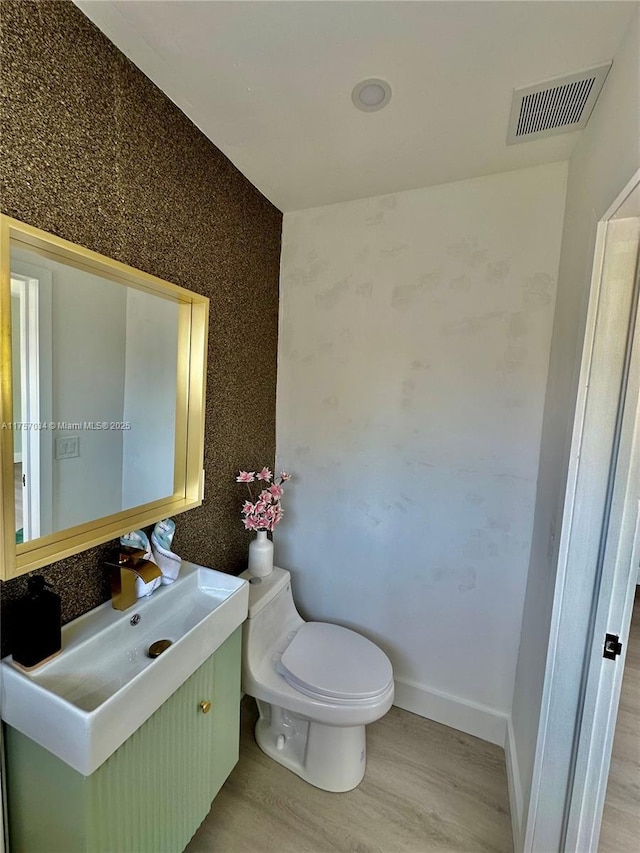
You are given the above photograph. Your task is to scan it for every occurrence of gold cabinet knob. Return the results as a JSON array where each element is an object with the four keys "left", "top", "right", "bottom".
[{"left": 199, "top": 700, "right": 212, "bottom": 714}]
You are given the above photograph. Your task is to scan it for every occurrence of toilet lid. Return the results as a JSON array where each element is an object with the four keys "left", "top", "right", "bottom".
[{"left": 280, "top": 622, "right": 393, "bottom": 701}]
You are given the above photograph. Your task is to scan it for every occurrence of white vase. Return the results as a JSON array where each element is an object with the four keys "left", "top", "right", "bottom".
[{"left": 248, "top": 529, "right": 274, "bottom": 577}]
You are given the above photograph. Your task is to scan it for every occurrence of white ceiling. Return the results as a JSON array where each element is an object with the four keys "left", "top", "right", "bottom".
[{"left": 75, "top": 1, "right": 637, "bottom": 212}]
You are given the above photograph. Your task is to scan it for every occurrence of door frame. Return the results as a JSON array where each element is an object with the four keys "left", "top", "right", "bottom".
[
  {"left": 523, "top": 169, "right": 640, "bottom": 851},
  {"left": 563, "top": 188, "right": 640, "bottom": 849},
  {"left": 9, "top": 260, "right": 53, "bottom": 540},
  {"left": 10, "top": 274, "right": 40, "bottom": 540}
]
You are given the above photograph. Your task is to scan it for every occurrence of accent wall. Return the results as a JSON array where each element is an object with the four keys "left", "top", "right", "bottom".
[{"left": 0, "top": 0, "right": 281, "bottom": 653}]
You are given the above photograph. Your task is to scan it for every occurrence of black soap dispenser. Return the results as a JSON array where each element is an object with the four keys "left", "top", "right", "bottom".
[{"left": 12, "top": 575, "right": 62, "bottom": 670}]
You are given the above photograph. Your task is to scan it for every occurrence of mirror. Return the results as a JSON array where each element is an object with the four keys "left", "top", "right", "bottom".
[{"left": 0, "top": 216, "right": 208, "bottom": 580}]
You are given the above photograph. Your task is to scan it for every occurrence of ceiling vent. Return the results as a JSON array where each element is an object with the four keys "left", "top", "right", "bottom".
[{"left": 507, "top": 62, "right": 611, "bottom": 144}]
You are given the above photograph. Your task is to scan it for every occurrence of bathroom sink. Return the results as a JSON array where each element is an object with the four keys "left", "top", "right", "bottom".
[{"left": 0, "top": 561, "right": 248, "bottom": 775}]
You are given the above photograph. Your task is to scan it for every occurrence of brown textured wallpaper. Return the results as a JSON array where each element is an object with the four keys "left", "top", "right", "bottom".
[{"left": 0, "top": 0, "right": 282, "bottom": 653}]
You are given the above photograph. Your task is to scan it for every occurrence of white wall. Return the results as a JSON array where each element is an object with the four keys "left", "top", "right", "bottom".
[
  {"left": 50, "top": 261, "right": 127, "bottom": 531},
  {"left": 121, "top": 289, "right": 178, "bottom": 509},
  {"left": 276, "top": 163, "right": 567, "bottom": 740},
  {"left": 510, "top": 7, "right": 640, "bottom": 848}
]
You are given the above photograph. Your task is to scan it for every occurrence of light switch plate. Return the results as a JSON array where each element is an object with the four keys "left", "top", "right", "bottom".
[{"left": 56, "top": 435, "right": 80, "bottom": 460}]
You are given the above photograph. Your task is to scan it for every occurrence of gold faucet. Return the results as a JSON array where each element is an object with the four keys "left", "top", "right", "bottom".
[{"left": 105, "top": 547, "right": 163, "bottom": 611}]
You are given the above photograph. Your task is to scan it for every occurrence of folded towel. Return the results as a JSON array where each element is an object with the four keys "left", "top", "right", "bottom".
[
  {"left": 151, "top": 518, "right": 181, "bottom": 585},
  {"left": 120, "top": 530, "right": 162, "bottom": 598}
]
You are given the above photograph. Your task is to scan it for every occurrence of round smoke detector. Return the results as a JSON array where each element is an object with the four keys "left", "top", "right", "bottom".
[{"left": 352, "top": 78, "right": 392, "bottom": 112}]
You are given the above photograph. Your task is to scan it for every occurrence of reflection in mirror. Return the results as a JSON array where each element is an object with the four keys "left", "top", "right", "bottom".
[{"left": 10, "top": 246, "right": 179, "bottom": 543}]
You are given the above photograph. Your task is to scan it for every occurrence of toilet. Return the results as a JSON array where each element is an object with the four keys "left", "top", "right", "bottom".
[{"left": 240, "top": 565, "right": 394, "bottom": 792}]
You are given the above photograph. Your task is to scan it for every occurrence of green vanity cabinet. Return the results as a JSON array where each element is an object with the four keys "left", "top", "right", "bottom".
[{"left": 4, "top": 627, "right": 242, "bottom": 853}]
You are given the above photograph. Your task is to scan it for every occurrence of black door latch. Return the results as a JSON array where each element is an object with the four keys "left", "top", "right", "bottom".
[{"left": 603, "top": 633, "right": 623, "bottom": 660}]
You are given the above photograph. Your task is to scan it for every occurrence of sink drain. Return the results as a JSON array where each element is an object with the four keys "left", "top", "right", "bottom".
[{"left": 147, "top": 639, "right": 173, "bottom": 658}]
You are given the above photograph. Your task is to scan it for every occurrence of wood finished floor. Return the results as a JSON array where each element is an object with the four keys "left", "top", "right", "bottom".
[
  {"left": 187, "top": 700, "right": 512, "bottom": 853},
  {"left": 599, "top": 589, "right": 640, "bottom": 852}
]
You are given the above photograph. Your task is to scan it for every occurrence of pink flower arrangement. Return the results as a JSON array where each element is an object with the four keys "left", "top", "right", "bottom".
[{"left": 235, "top": 467, "right": 291, "bottom": 532}]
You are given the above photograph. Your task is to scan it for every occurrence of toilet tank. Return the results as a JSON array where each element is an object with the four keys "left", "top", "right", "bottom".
[
  {"left": 241, "top": 566, "right": 291, "bottom": 619},
  {"left": 240, "top": 566, "right": 304, "bottom": 672}
]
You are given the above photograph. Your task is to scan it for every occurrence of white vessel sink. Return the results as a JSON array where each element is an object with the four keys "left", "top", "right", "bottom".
[{"left": 0, "top": 561, "right": 248, "bottom": 775}]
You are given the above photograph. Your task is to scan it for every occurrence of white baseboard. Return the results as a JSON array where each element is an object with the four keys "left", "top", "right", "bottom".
[
  {"left": 505, "top": 717, "right": 524, "bottom": 853},
  {"left": 393, "top": 678, "right": 508, "bottom": 746}
]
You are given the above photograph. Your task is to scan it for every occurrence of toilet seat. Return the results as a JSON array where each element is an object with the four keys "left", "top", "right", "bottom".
[{"left": 279, "top": 622, "right": 393, "bottom": 703}]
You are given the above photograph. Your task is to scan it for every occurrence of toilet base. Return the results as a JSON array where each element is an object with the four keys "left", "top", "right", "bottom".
[{"left": 254, "top": 700, "right": 366, "bottom": 792}]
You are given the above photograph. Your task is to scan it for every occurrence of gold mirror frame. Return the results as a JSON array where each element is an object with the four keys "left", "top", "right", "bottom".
[{"left": 0, "top": 215, "right": 208, "bottom": 580}]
